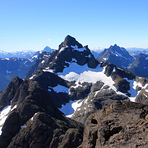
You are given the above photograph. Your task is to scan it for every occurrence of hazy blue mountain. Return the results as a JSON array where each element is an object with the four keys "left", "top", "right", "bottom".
[
  {"left": 97, "top": 44, "right": 134, "bottom": 69},
  {"left": 128, "top": 53, "right": 148, "bottom": 77}
]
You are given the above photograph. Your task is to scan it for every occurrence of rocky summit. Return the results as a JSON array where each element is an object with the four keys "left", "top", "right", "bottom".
[{"left": 0, "top": 35, "right": 148, "bottom": 147}]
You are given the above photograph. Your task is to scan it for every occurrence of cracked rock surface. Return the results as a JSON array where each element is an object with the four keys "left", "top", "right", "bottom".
[{"left": 81, "top": 100, "right": 148, "bottom": 148}]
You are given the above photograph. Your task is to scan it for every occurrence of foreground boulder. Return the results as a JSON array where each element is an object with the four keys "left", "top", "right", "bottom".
[{"left": 81, "top": 100, "right": 148, "bottom": 148}]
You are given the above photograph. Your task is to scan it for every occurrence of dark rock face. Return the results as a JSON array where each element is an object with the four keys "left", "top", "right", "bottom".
[
  {"left": 69, "top": 82, "right": 92, "bottom": 101},
  {"left": 58, "top": 128, "right": 83, "bottom": 148},
  {"left": 29, "top": 70, "right": 72, "bottom": 108},
  {"left": 49, "top": 35, "right": 99, "bottom": 73},
  {"left": 0, "top": 76, "right": 23, "bottom": 111},
  {"left": 104, "top": 63, "right": 114, "bottom": 76},
  {"left": 8, "top": 112, "right": 83, "bottom": 148},
  {"left": 0, "top": 76, "right": 83, "bottom": 148},
  {"left": 128, "top": 53, "right": 148, "bottom": 78},
  {"left": 59, "top": 35, "right": 83, "bottom": 49},
  {"left": 81, "top": 101, "right": 148, "bottom": 148},
  {"left": 0, "top": 111, "right": 20, "bottom": 148},
  {"left": 111, "top": 71, "right": 130, "bottom": 93},
  {"left": 98, "top": 44, "right": 134, "bottom": 69},
  {"left": 71, "top": 80, "right": 129, "bottom": 124}
]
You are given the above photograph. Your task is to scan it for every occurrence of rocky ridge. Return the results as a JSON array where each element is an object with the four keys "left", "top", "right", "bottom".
[{"left": 0, "top": 35, "right": 148, "bottom": 147}]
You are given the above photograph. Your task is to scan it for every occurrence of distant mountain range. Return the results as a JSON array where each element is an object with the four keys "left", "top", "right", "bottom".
[
  {"left": 128, "top": 53, "right": 148, "bottom": 77},
  {"left": 0, "top": 50, "right": 37, "bottom": 59},
  {"left": 0, "top": 57, "right": 36, "bottom": 90},
  {"left": 0, "top": 46, "right": 56, "bottom": 90},
  {"left": 96, "top": 44, "right": 148, "bottom": 78},
  {"left": 1, "top": 35, "right": 148, "bottom": 147},
  {"left": 0, "top": 46, "right": 56, "bottom": 59}
]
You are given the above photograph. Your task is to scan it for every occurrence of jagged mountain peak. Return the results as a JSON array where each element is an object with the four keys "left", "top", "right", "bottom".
[
  {"left": 47, "top": 36, "right": 99, "bottom": 73},
  {"left": 25, "top": 36, "right": 98, "bottom": 78},
  {"left": 42, "top": 46, "right": 52, "bottom": 52},
  {"left": 98, "top": 44, "right": 134, "bottom": 68},
  {"left": 59, "top": 35, "right": 83, "bottom": 50},
  {"left": 108, "top": 44, "right": 126, "bottom": 53}
]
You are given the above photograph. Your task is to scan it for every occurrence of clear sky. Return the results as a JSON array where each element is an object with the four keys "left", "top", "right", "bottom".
[{"left": 0, "top": 0, "right": 148, "bottom": 51}]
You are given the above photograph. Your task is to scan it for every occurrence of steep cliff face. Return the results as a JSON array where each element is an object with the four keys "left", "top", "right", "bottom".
[
  {"left": 0, "top": 76, "right": 23, "bottom": 110},
  {"left": 49, "top": 35, "right": 99, "bottom": 73}
]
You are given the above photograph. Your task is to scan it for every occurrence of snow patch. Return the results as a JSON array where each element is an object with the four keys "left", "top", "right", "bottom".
[
  {"left": 0, "top": 105, "right": 11, "bottom": 135},
  {"left": 42, "top": 69, "right": 53, "bottom": 73},
  {"left": 59, "top": 46, "right": 68, "bottom": 53},
  {"left": 32, "top": 55, "right": 38, "bottom": 58},
  {"left": 2, "top": 58, "right": 10, "bottom": 60},
  {"left": 70, "top": 81, "right": 83, "bottom": 89},
  {"left": 115, "top": 51, "right": 123, "bottom": 57},
  {"left": 117, "top": 67, "right": 124, "bottom": 71},
  {"left": 29, "top": 74, "right": 36, "bottom": 80},
  {"left": 11, "top": 105, "right": 17, "bottom": 111},
  {"left": 71, "top": 45, "right": 86, "bottom": 52},
  {"left": 72, "top": 99, "right": 83, "bottom": 112},
  {"left": 31, "top": 113, "right": 38, "bottom": 121},
  {"left": 62, "top": 69, "right": 116, "bottom": 92},
  {"left": 133, "top": 81, "right": 148, "bottom": 90},
  {"left": 41, "top": 60, "right": 45, "bottom": 64},
  {"left": 125, "top": 79, "right": 138, "bottom": 102},
  {"left": 103, "top": 58, "right": 108, "bottom": 61}
]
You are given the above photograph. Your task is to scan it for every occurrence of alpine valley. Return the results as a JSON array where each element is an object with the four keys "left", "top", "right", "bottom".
[{"left": 1, "top": 35, "right": 148, "bottom": 147}]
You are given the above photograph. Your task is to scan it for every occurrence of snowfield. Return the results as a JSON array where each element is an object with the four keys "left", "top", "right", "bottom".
[{"left": 0, "top": 105, "right": 11, "bottom": 135}]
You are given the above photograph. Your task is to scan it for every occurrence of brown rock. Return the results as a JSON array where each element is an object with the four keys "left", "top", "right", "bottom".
[{"left": 81, "top": 101, "right": 148, "bottom": 148}]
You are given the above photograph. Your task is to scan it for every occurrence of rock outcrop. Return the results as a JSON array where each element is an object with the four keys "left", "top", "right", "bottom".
[
  {"left": 0, "top": 76, "right": 23, "bottom": 110},
  {"left": 81, "top": 100, "right": 148, "bottom": 148}
]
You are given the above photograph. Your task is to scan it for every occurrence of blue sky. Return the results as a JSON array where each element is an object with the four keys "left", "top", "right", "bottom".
[{"left": 0, "top": 0, "right": 148, "bottom": 51}]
